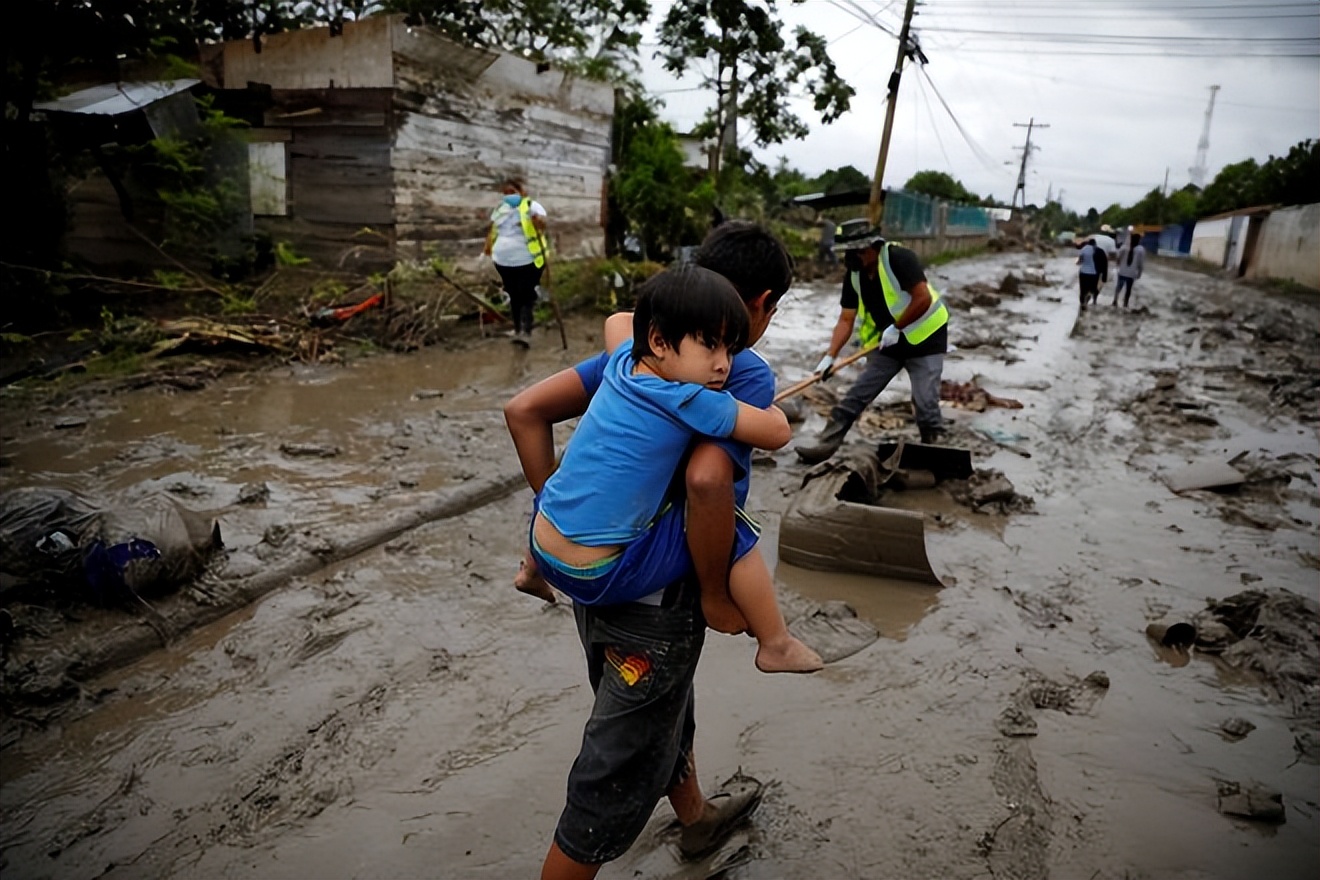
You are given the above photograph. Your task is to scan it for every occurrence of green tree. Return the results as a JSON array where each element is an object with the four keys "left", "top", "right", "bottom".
[
  {"left": 388, "top": 0, "right": 650, "bottom": 76},
  {"left": 1254, "top": 139, "right": 1320, "bottom": 207},
  {"left": 902, "top": 170, "right": 978, "bottom": 204},
  {"left": 813, "top": 165, "right": 870, "bottom": 194},
  {"left": 657, "top": 0, "right": 853, "bottom": 180},
  {"left": 613, "top": 111, "right": 714, "bottom": 258},
  {"left": 1198, "top": 159, "right": 1262, "bottom": 217},
  {"left": 1099, "top": 202, "right": 1128, "bottom": 228},
  {"left": 1167, "top": 186, "right": 1200, "bottom": 223}
]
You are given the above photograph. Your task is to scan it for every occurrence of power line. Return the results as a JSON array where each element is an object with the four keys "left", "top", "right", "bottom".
[
  {"left": 914, "top": 28, "right": 1318, "bottom": 42},
  {"left": 909, "top": 1, "right": 1318, "bottom": 8},
  {"left": 929, "top": 47, "right": 1320, "bottom": 56},
  {"left": 918, "top": 10, "right": 1318, "bottom": 18},
  {"left": 915, "top": 65, "right": 1004, "bottom": 173}
]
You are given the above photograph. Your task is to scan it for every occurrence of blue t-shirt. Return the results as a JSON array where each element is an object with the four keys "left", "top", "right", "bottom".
[
  {"left": 540, "top": 341, "right": 741, "bottom": 545},
  {"left": 573, "top": 345, "right": 775, "bottom": 508}
]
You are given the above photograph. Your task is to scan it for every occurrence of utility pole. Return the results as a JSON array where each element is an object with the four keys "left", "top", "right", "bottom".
[
  {"left": 1010, "top": 118, "right": 1048, "bottom": 210},
  {"left": 867, "top": 0, "right": 918, "bottom": 227},
  {"left": 1159, "top": 166, "right": 1170, "bottom": 225}
]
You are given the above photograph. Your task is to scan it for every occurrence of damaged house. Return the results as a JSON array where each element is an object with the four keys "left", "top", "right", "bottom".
[
  {"left": 204, "top": 15, "right": 615, "bottom": 268},
  {"left": 50, "top": 16, "right": 614, "bottom": 271}
]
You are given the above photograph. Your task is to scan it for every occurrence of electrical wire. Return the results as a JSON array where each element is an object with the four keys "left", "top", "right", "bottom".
[
  {"left": 914, "top": 69, "right": 954, "bottom": 170},
  {"left": 914, "top": 64, "right": 1005, "bottom": 173}
]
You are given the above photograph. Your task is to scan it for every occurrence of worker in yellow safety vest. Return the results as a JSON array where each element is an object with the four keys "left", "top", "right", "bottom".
[
  {"left": 795, "top": 225, "right": 950, "bottom": 464},
  {"left": 484, "top": 176, "right": 549, "bottom": 346}
]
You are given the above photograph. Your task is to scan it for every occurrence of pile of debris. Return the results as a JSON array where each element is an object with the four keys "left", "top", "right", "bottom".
[
  {"left": 947, "top": 469, "right": 1035, "bottom": 515},
  {"left": 940, "top": 379, "right": 1023, "bottom": 412}
]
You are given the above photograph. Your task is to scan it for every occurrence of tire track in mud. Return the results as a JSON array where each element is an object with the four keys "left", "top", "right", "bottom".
[{"left": 74, "top": 643, "right": 565, "bottom": 879}]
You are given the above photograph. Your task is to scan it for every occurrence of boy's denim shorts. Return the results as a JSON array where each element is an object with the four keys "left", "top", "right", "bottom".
[
  {"left": 553, "top": 577, "right": 705, "bottom": 865},
  {"left": 530, "top": 501, "right": 759, "bottom": 606}
]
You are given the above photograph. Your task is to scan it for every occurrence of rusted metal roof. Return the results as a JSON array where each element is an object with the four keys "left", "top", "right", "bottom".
[{"left": 33, "top": 79, "right": 200, "bottom": 116}]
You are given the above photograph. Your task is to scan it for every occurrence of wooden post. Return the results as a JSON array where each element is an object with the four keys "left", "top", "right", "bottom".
[{"left": 867, "top": 0, "right": 918, "bottom": 228}]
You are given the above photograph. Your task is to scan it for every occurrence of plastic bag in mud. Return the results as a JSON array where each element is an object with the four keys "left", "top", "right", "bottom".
[{"left": 0, "top": 487, "right": 222, "bottom": 607}]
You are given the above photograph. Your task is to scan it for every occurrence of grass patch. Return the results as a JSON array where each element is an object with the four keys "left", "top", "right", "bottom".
[{"left": 926, "top": 245, "right": 988, "bottom": 266}]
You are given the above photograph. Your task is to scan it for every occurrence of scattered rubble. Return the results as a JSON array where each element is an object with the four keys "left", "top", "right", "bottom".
[
  {"left": 947, "top": 469, "right": 1035, "bottom": 514},
  {"left": 1216, "top": 781, "right": 1286, "bottom": 824},
  {"left": 940, "top": 379, "right": 1023, "bottom": 411}
]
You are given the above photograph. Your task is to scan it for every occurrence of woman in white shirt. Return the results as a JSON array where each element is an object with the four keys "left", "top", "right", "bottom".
[
  {"left": 1113, "top": 233, "right": 1146, "bottom": 309},
  {"left": 484, "top": 177, "right": 548, "bottom": 345}
]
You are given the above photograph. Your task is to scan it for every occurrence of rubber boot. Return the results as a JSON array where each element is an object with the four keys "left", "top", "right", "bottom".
[
  {"left": 919, "top": 425, "right": 946, "bottom": 445},
  {"left": 795, "top": 415, "right": 853, "bottom": 464}
]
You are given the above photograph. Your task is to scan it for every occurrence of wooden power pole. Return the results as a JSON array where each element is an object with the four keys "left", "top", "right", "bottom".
[{"left": 867, "top": 0, "right": 918, "bottom": 228}]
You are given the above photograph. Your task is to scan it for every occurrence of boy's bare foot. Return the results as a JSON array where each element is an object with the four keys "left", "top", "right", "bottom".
[
  {"left": 701, "top": 594, "right": 748, "bottom": 635},
  {"left": 754, "top": 636, "right": 823, "bottom": 674},
  {"left": 514, "top": 556, "right": 556, "bottom": 604}
]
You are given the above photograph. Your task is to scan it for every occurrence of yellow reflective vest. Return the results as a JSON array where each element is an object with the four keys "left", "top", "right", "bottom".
[
  {"left": 850, "top": 242, "right": 947, "bottom": 348},
  {"left": 491, "top": 197, "right": 546, "bottom": 269}
]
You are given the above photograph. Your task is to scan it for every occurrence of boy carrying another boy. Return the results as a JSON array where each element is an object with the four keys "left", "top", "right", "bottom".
[{"left": 510, "top": 264, "right": 821, "bottom": 675}]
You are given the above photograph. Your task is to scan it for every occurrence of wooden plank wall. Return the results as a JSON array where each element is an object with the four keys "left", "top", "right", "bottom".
[
  {"left": 389, "top": 21, "right": 613, "bottom": 264},
  {"left": 255, "top": 88, "right": 396, "bottom": 268},
  {"left": 65, "top": 174, "right": 168, "bottom": 269}
]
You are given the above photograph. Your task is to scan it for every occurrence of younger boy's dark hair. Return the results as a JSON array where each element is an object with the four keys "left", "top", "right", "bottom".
[
  {"left": 693, "top": 220, "right": 795, "bottom": 309},
  {"left": 632, "top": 265, "right": 750, "bottom": 362}
]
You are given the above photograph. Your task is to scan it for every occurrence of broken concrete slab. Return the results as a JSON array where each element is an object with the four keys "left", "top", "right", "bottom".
[{"left": 1216, "top": 781, "right": 1286, "bottom": 824}]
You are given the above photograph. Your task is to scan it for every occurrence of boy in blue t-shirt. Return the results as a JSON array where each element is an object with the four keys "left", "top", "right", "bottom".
[{"left": 511, "top": 265, "right": 822, "bottom": 674}]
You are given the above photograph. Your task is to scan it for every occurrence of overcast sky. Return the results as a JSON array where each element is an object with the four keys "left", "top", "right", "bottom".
[{"left": 636, "top": 0, "right": 1320, "bottom": 213}]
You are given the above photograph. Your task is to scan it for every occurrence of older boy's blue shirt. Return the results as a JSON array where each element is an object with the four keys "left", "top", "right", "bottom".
[
  {"left": 542, "top": 341, "right": 740, "bottom": 544},
  {"left": 573, "top": 346, "right": 774, "bottom": 507}
]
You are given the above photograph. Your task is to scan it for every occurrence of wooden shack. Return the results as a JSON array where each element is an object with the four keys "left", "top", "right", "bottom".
[{"left": 205, "top": 15, "right": 614, "bottom": 267}]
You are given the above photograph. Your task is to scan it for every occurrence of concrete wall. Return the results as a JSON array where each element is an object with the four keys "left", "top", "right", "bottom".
[
  {"left": 1246, "top": 203, "right": 1320, "bottom": 290},
  {"left": 898, "top": 234, "right": 990, "bottom": 263},
  {"left": 1190, "top": 217, "right": 1229, "bottom": 265}
]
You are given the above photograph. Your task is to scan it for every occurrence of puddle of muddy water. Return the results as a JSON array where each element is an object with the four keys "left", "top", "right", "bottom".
[{"left": 775, "top": 561, "right": 940, "bottom": 641}]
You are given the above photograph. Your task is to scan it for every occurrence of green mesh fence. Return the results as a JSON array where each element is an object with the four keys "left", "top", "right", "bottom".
[
  {"left": 881, "top": 189, "right": 993, "bottom": 237},
  {"left": 882, "top": 189, "right": 936, "bottom": 236},
  {"left": 945, "top": 203, "right": 993, "bottom": 235}
]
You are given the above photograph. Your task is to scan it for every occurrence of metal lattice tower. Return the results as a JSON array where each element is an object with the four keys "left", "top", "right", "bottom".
[{"left": 1188, "top": 85, "right": 1220, "bottom": 188}]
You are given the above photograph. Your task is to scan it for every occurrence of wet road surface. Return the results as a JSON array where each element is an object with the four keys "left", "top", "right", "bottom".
[{"left": 1, "top": 252, "right": 1317, "bottom": 879}]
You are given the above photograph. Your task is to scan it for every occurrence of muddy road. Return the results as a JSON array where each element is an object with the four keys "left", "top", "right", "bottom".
[{"left": 1, "top": 252, "right": 1317, "bottom": 879}]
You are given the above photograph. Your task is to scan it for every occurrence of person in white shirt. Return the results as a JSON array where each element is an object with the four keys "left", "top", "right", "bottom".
[
  {"left": 1113, "top": 233, "right": 1146, "bottom": 308},
  {"left": 484, "top": 177, "right": 548, "bottom": 345}
]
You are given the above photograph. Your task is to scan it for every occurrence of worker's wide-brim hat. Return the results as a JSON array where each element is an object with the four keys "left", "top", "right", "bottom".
[{"left": 831, "top": 222, "right": 886, "bottom": 253}]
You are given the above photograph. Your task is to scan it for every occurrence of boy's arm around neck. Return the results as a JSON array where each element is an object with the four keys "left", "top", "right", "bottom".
[
  {"left": 503, "top": 369, "right": 591, "bottom": 493},
  {"left": 730, "top": 401, "right": 791, "bottom": 450}
]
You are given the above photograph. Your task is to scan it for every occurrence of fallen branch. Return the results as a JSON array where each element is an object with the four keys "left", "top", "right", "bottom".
[
  {"left": 126, "top": 224, "right": 228, "bottom": 297},
  {"left": 0, "top": 260, "right": 210, "bottom": 294}
]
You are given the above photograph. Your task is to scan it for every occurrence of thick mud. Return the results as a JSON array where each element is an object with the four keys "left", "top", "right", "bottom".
[{"left": 1, "top": 253, "right": 1317, "bottom": 879}]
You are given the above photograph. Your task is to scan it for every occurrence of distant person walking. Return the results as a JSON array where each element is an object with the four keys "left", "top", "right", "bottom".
[
  {"left": 1076, "top": 238, "right": 1107, "bottom": 311},
  {"left": 484, "top": 177, "right": 548, "bottom": 346},
  {"left": 1113, "top": 233, "right": 1146, "bottom": 308},
  {"left": 817, "top": 218, "right": 838, "bottom": 266}
]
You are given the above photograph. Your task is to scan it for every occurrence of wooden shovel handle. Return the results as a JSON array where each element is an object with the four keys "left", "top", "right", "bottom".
[{"left": 773, "top": 344, "right": 878, "bottom": 404}]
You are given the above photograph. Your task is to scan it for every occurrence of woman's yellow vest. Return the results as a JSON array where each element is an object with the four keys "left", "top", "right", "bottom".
[
  {"left": 492, "top": 197, "right": 545, "bottom": 268},
  {"left": 851, "top": 242, "right": 947, "bottom": 347}
]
